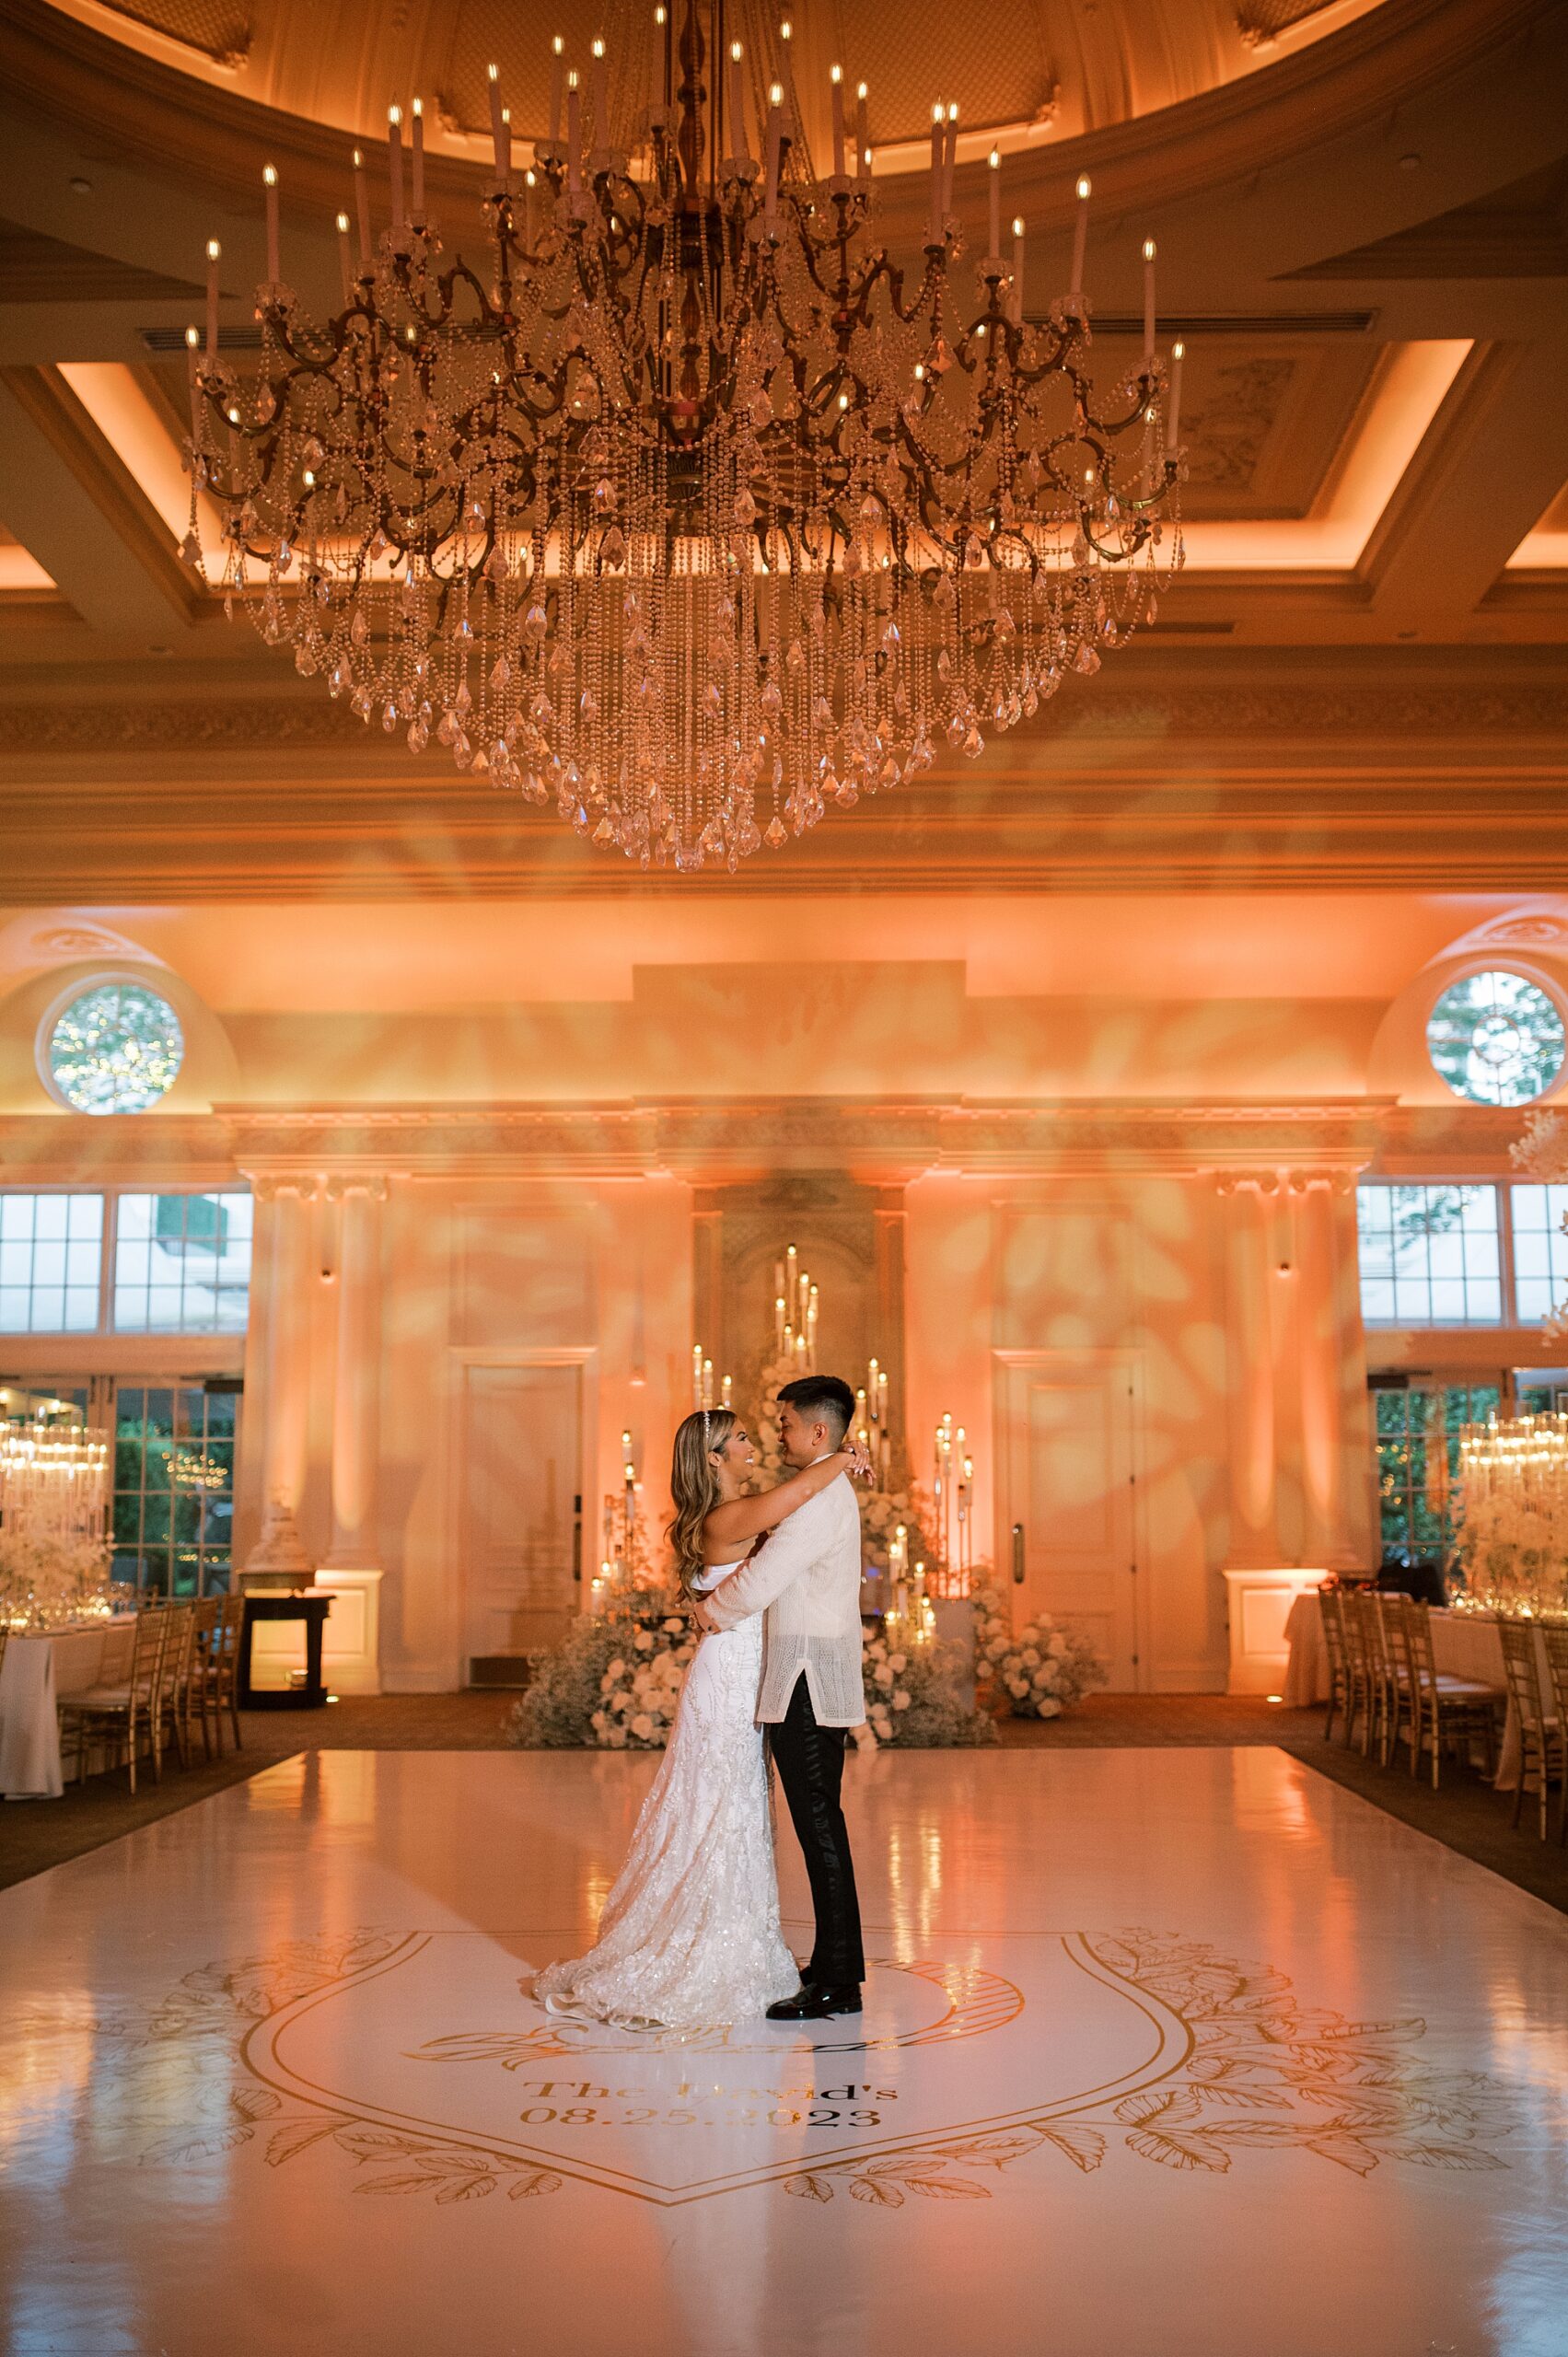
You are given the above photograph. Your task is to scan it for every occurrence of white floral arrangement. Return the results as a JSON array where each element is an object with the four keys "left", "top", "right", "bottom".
[
  {"left": 859, "top": 1624, "right": 996, "bottom": 1748},
  {"left": 971, "top": 1584, "right": 1108, "bottom": 1719},
  {"left": 0, "top": 1530, "right": 114, "bottom": 1630},
  {"left": 1456, "top": 1491, "right": 1568, "bottom": 1618},
  {"left": 593, "top": 1616, "right": 699, "bottom": 1747}
]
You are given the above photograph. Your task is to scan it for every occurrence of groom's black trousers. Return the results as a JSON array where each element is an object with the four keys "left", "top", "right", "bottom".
[{"left": 769, "top": 1674, "right": 865, "bottom": 1987}]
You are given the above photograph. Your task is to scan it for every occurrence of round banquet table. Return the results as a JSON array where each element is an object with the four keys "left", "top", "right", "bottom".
[
  {"left": 1283, "top": 1593, "right": 1549, "bottom": 1791},
  {"left": 0, "top": 1617, "right": 138, "bottom": 1800}
]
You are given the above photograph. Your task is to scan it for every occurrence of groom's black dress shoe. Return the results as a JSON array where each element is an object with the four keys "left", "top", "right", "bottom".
[{"left": 766, "top": 1982, "right": 863, "bottom": 2021}]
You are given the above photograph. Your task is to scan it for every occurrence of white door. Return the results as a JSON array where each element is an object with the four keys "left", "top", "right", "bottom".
[
  {"left": 463, "top": 1363, "right": 581, "bottom": 1668},
  {"left": 1001, "top": 1354, "right": 1142, "bottom": 1689}
]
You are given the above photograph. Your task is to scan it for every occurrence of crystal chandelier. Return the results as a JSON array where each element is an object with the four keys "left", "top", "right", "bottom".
[{"left": 188, "top": 2, "right": 1185, "bottom": 872}]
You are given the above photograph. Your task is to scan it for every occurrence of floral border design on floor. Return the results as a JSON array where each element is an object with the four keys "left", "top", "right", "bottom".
[
  {"left": 110, "top": 1925, "right": 1513, "bottom": 2210},
  {"left": 132, "top": 1932, "right": 564, "bottom": 2205},
  {"left": 781, "top": 1927, "right": 1514, "bottom": 2206}
]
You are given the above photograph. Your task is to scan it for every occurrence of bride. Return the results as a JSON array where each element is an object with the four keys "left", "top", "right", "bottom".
[{"left": 531, "top": 1406, "right": 868, "bottom": 2034}]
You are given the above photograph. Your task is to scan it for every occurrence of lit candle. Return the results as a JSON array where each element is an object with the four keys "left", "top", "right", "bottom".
[
  {"left": 183, "top": 322, "right": 201, "bottom": 439},
  {"left": 988, "top": 145, "right": 1000, "bottom": 260},
  {"left": 591, "top": 37, "right": 608, "bottom": 149},
  {"left": 411, "top": 97, "right": 425, "bottom": 218},
  {"left": 774, "top": 1295, "right": 785, "bottom": 1346},
  {"left": 335, "top": 209, "right": 354, "bottom": 300},
  {"left": 764, "top": 81, "right": 783, "bottom": 226},
  {"left": 262, "top": 163, "right": 279, "bottom": 284},
  {"left": 729, "top": 41, "right": 748, "bottom": 159},
  {"left": 204, "top": 238, "right": 220, "bottom": 359},
  {"left": 1167, "top": 338, "right": 1185, "bottom": 453},
  {"left": 1142, "top": 237, "right": 1156, "bottom": 367},
  {"left": 928, "top": 102, "right": 943, "bottom": 243},
  {"left": 721, "top": 1374, "right": 732, "bottom": 1409},
  {"left": 524, "top": 163, "right": 536, "bottom": 242},
  {"left": 549, "top": 34, "right": 565, "bottom": 143},
  {"left": 942, "top": 101, "right": 958, "bottom": 217},
  {"left": 487, "top": 64, "right": 508, "bottom": 184},
  {"left": 692, "top": 1342, "right": 703, "bottom": 1405},
  {"left": 650, "top": 8, "right": 667, "bottom": 122},
  {"left": 855, "top": 81, "right": 868, "bottom": 175},
  {"left": 567, "top": 71, "right": 582, "bottom": 193},
  {"left": 1070, "top": 173, "right": 1090, "bottom": 302},
  {"left": 830, "top": 64, "right": 845, "bottom": 179},
  {"left": 353, "top": 147, "right": 371, "bottom": 265},
  {"left": 388, "top": 106, "right": 405, "bottom": 232},
  {"left": 1011, "top": 214, "right": 1025, "bottom": 324}
]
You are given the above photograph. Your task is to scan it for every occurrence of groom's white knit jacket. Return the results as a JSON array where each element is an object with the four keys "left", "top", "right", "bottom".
[{"left": 703, "top": 1471, "right": 865, "bottom": 1727}]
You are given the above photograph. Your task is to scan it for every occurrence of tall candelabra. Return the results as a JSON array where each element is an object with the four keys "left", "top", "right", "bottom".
[{"left": 0, "top": 1412, "right": 114, "bottom": 1628}]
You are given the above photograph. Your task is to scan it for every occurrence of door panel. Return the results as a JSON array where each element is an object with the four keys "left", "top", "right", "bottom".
[
  {"left": 1004, "top": 1356, "right": 1141, "bottom": 1689},
  {"left": 463, "top": 1364, "right": 581, "bottom": 1667}
]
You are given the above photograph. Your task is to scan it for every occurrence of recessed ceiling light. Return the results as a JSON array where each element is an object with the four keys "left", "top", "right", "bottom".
[
  {"left": 69, "top": 175, "right": 93, "bottom": 195},
  {"left": 1399, "top": 152, "right": 1421, "bottom": 169}
]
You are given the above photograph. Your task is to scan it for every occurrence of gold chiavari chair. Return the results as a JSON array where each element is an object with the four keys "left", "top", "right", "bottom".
[
  {"left": 1317, "top": 1585, "right": 1352, "bottom": 1745},
  {"left": 1497, "top": 1620, "right": 1564, "bottom": 1842},
  {"left": 58, "top": 1606, "right": 168, "bottom": 1794},
  {"left": 155, "top": 1602, "right": 198, "bottom": 1771},
  {"left": 211, "top": 1589, "right": 246, "bottom": 1752},
  {"left": 186, "top": 1596, "right": 224, "bottom": 1760},
  {"left": 0, "top": 1623, "right": 9, "bottom": 1682},
  {"left": 1339, "top": 1588, "right": 1376, "bottom": 1755},
  {"left": 1538, "top": 1626, "right": 1568, "bottom": 1847},
  {"left": 1367, "top": 1591, "right": 1414, "bottom": 1768},
  {"left": 1395, "top": 1598, "right": 1500, "bottom": 1789}
]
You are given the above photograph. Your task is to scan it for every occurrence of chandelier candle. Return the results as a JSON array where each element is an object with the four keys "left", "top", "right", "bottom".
[
  {"left": 387, "top": 106, "right": 404, "bottom": 232},
  {"left": 203, "top": 238, "right": 219, "bottom": 358},
  {"left": 1143, "top": 238, "right": 1156, "bottom": 366},
  {"left": 411, "top": 97, "right": 425, "bottom": 217},
  {"left": 855, "top": 83, "right": 868, "bottom": 178},
  {"left": 1070, "top": 174, "right": 1090, "bottom": 300},
  {"left": 352, "top": 147, "right": 370, "bottom": 264},
  {"left": 830, "top": 64, "right": 845, "bottom": 180},
  {"left": 1167, "top": 340, "right": 1186, "bottom": 452},
  {"left": 188, "top": 6, "right": 1182, "bottom": 874},
  {"left": 988, "top": 146, "right": 1001, "bottom": 261},
  {"left": 487, "top": 64, "right": 507, "bottom": 185},
  {"left": 550, "top": 35, "right": 565, "bottom": 142},
  {"left": 262, "top": 164, "right": 279, "bottom": 284},
  {"left": 728, "top": 41, "right": 748, "bottom": 161}
]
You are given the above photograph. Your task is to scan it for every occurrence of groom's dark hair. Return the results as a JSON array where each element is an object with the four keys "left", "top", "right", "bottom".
[{"left": 777, "top": 1375, "right": 855, "bottom": 1444}]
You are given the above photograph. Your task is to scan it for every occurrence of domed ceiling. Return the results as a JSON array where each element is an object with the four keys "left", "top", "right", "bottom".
[{"left": 41, "top": 0, "right": 1391, "bottom": 161}]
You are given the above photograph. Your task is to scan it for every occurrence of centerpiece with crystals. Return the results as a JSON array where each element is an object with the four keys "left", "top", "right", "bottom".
[
  {"left": 187, "top": 1, "right": 1185, "bottom": 872},
  {"left": 0, "top": 1411, "right": 114, "bottom": 1629}
]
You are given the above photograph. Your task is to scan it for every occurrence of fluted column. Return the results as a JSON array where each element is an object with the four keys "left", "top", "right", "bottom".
[
  {"left": 1292, "top": 1169, "right": 1370, "bottom": 1569},
  {"left": 323, "top": 1177, "right": 388, "bottom": 1569},
  {"left": 247, "top": 1176, "right": 319, "bottom": 1540},
  {"left": 1219, "top": 1173, "right": 1281, "bottom": 1567}
]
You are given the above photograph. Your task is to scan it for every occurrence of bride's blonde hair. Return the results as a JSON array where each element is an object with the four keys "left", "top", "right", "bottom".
[{"left": 666, "top": 1408, "right": 736, "bottom": 1596}]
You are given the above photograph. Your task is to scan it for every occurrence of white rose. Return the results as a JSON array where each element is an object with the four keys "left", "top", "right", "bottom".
[
  {"left": 1007, "top": 1677, "right": 1029, "bottom": 1700},
  {"left": 604, "top": 1723, "right": 628, "bottom": 1747},
  {"left": 1038, "top": 1697, "right": 1063, "bottom": 1718},
  {"left": 1049, "top": 1633, "right": 1069, "bottom": 1658},
  {"left": 631, "top": 1713, "right": 654, "bottom": 1740},
  {"left": 590, "top": 1710, "right": 607, "bottom": 1732},
  {"left": 892, "top": 1690, "right": 912, "bottom": 1711},
  {"left": 633, "top": 1629, "right": 654, "bottom": 1652},
  {"left": 599, "top": 1672, "right": 617, "bottom": 1694},
  {"left": 889, "top": 1653, "right": 907, "bottom": 1673},
  {"left": 662, "top": 1616, "right": 684, "bottom": 1633},
  {"left": 1021, "top": 1647, "right": 1040, "bottom": 1669},
  {"left": 605, "top": 1657, "right": 625, "bottom": 1680},
  {"left": 874, "top": 1663, "right": 895, "bottom": 1689}
]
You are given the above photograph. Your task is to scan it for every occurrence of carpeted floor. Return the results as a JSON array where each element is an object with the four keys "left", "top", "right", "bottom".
[{"left": 4, "top": 1689, "right": 1564, "bottom": 1915}]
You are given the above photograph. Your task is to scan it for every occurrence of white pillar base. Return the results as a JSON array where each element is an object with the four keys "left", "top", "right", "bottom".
[
  {"left": 312, "top": 1567, "right": 386, "bottom": 1696},
  {"left": 1221, "top": 1568, "right": 1326, "bottom": 1697}
]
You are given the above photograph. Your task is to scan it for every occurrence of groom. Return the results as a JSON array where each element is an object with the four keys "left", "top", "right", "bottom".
[{"left": 694, "top": 1375, "right": 865, "bottom": 2021}]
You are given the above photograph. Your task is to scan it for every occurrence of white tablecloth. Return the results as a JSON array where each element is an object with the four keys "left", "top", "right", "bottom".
[
  {"left": 0, "top": 1619, "right": 138, "bottom": 1800},
  {"left": 1283, "top": 1595, "right": 1547, "bottom": 1790}
]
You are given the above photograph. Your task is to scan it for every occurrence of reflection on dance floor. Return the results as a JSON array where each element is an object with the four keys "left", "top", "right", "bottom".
[{"left": 2, "top": 1747, "right": 1566, "bottom": 2356}]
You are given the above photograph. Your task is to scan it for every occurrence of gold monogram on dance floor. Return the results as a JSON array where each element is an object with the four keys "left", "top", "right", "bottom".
[{"left": 113, "top": 1925, "right": 1512, "bottom": 2211}]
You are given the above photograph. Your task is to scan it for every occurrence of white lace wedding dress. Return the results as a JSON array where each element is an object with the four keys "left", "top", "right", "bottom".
[{"left": 530, "top": 1562, "right": 801, "bottom": 2034}]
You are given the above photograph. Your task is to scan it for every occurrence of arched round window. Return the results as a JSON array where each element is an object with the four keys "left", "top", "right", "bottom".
[
  {"left": 42, "top": 981, "right": 184, "bottom": 1114},
  {"left": 1425, "top": 970, "right": 1566, "bottom": 1107}
]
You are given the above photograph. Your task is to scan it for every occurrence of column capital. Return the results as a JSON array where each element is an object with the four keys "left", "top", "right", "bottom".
[
  {"left": 245, "top": 1171, "right": 325, "bottom": 1204},
  {"left": 1214, "top": 1168, "right": 1282, "bottom": 1199},
  {"left": 1284, "top": 1167, "right": 1357, "bottom": 1197},
  {"left": 322, "top": 1173, "right": 391, "bottom": 1204}
]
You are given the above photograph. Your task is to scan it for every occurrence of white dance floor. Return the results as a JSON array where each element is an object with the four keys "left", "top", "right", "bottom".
[{"left": 3, "top": 1747, "right": 1566, "bottom": 2357}]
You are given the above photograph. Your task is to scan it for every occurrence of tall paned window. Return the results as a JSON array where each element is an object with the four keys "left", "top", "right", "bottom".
[
  {"left": 0, "top": 1195, "right": 104, "bottom": 1332},
  {"left": 1355, "top": 1186, "right": 1503, "bottom": 1326},
  {"left": 0, "top": 1191, "right": 252, "bottom": 1336},
  {"left": 1374, "top": 1381, "right": 1503, "bottom": 1566},
  {"left": 111, "top": 1383, "right": 239, "bottom": 1598},
  {"left": 1510, "top": 1185, "right": 1568, "bottom": 1326}
]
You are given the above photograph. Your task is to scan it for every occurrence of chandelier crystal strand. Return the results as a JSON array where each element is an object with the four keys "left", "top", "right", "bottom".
[{"left": 186, "top": 2, "right": 1184, "bottom": 873}]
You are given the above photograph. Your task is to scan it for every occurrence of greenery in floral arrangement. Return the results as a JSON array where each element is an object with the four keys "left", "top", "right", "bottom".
[
  {"left": 0, "top": 1533, "right": 113, "bottom": 1629},
  {"left": 861, "top": 1625, "right": 997, "bottom": 1748},
  {"left": 972, "top": 1583, "right": 1108, "bottom": 1719}
]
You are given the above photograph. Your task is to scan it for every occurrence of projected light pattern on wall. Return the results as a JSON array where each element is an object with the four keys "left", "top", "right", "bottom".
[
  {"left": 1425, "top": 970, "right": 1565, "bottom": 1108},
  {"left": 44, "top": 981, "right": 184, "bottom": 1115}
]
